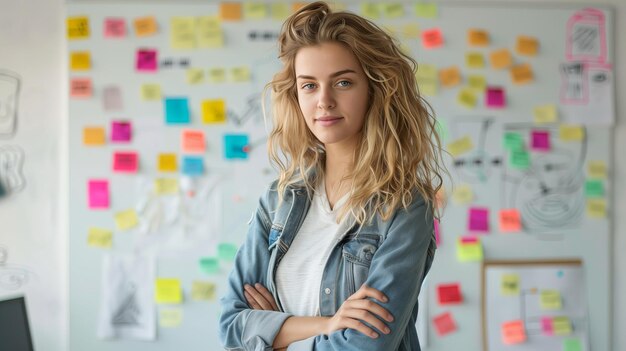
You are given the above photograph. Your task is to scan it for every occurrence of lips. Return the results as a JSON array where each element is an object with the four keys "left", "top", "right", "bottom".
[{"left": 315, "top": 116, "right": 342, "bottom": 121}]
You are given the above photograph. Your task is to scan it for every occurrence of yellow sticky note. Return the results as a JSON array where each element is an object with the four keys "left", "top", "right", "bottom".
[
  {"left": 516, "top": 36, "right": 539, "bottom": 56},
  {"left": 158, "top": 153, "right": 178, "bottom": 172},
  {"left": 115, "top": 209, "right": 139, "bottom": 231},
  {"left": 186, "top": 68, "right": 205, "bottom": 84},
  {"left": 141, "top": 84, "right": 161, "bottom": 101},
  {"left": 534, "top": 104, "right": 558, "bottom": 124},
  {"left": 191, "top": 281, "right": 217, "bottom": 301},
  {"left": 401, "top": 24, "right": 421, "bottom": 39},
  {"left": 134, "top": 16, "right": 158, "bottom": 37},
  {"left": 70, "top": 51, "right": 91, "bottom": 71},
  {"left": 243, "top": 2, "right": 267, "bottom": 19},
  {"left": 170, "top": 17, "right": 196, "bottom": 49},
  {"left": 220, "top": 2, "right": 243, "bottom": 21},
  {"left": 87, "top": 228, "right": 112, "bottom": 248},
  {"left": 540, "top": 290, "right": 562, "bottom": 310},
  {"left": 361, "top": 3, "right": 381, "bottom": 19},
  {"left": 553, "top": 317, "right": 572, "bottom": 335},
  {"left": 587, "top": 199, "right": 607, "bottom": 219},
  {"left": 490, "top": 49, "right": 513, "bottom": 70},
  {"left": 501, "top": 274, "right": 520, "bottom": 296},
  {"left": 202, "top": 99, "right": 226, "bottom": 123},
  {"left": 208, "top": 68, "right": 226, "bottom": 83},
  {"left": 468, "top": 29, "right": 489, "bottom": 46},
  {"left": 83, "top": 127, "right": 106, "bottom": 146},
  {"left": 159, "top": 308, "right": 183, "bottom": 327},
  {"left": 67, "top": 16, "right": 90, "bottom": 39},
  {"left": 271, "top": 3, "right": 290, "bottom": 20},
  {"left": 197, "top": 16, "right": 224, "bottom": 48},
  {"left": 415, "top": 64, "right": 438, "bottom": 96},
  {"left": 588, "top": 161, "right": 607, "bottom": 179},
  {"left": 231, "top": 66, "right": 251, "bottom": 82},
  {"left": 467, "top": 75, "right": 486, "bottom": 92},
  {"left": 466, "top": 52, "right": 485, "bottom": 69},
  {"left": 439, "top": 66, "right": 462, "bottom": 88},
  {"left": 381, "top": 3, "right": 405, "bottom": 18},
  {"left": 415, "top": 3, "right": 438, "bottom": 18},
  {"left": 447, "top": 136, "right": 474, "bottom": 157},
  {"left": 559, "top": 124, "right": 585, "bottom": 141},
  {"left": 457, "top": 88, "right": 477, "bottom": 109},
  {"left": 510, "top": 63, "right": 534, "bottom": 85},
  {"left": 452, "top": 184, "right": 473, "bottom": 204},
  {"left": 155, "top": 278, "right": 183, "bottom": 304},
  {"left": 154, "top": 178, "right": 179, "bottom": 195},
  {"left": 456, "top": 237, "right": 483, "bottom": 262}
]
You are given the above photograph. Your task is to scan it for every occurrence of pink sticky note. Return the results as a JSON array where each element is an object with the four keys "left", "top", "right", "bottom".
[
  {"left": 104, "top": 17, "right": 126, "bottom": 38},
  {"left": 434, "top": 218, "right": 441, "bottom": 245},
  {"left": 70, "top": 78, "right": 92, "bottom": 98},
  {"left": 499, "top": 209, "right": 521, "bottom": 232},
  {"left": 486, "top": 87, "right": 505, "bottom": 108},
  {"left": 468, "top": 207, "right": 489, "bottom": 233},
  {"left": 502, "top": 320, "right": 526, "bottom": 345},
  {"left": 437, "top": 283, "right": 462, "bottom": 305},
  {"left": 111, "top": 121, "right": 132, "bottom": 142},
  {"left": 541, "top": 316, "right": 554, "bottom": 335},
  {"left": 136, "top": 49, "right": 158, "bottom": 72},
  {"left": 182, "top": 129, "right": 206, "bottom": 154},
  {"left": 433, "top": 312, "right": 457, "bottom": 336},
  {"left": 112, "top": 151, "right": 138, "bottom": 173},
  {"left": 422, "top": 28, "right": 444, "bottom": 49},
  {"left": 461, "top": 235, "right": 478, "bottom": 244},
  {"left": 531, "top": 130, "right": 551, "bottom": 151},
  {"left": 88, "top": 180, "right": 109, "bottom": 209}
]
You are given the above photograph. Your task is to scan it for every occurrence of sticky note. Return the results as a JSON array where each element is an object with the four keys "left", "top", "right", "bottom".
[
  {"left": 586, "top": 199, "right": 607, "bottom": 219},
  {"left": 466, "top": 52, "right": 485, "bottom": 69},
  {"left": 141, "top": 84, "right": 161, "bottom": 101},
  {"left": 103, "top": 86, "right": 123, "bottom": 111},
  {"left": 467, "top": 75, "right": 486, "bottom": 92},
  {"left": 155, "top": 278, "right": 183, "bottom": 304},
  {"left": 533, "top": 104, "right": 558, "bottom": 124},
  {"left": 224, "top": 134, "right": 249, "bottom": 159},
  {"left": 218, "top": 243, "right": 238, "bottom": 261},
  {"left": 531, "top": 130, "right": 551, "bottom": 151},
  {"left": 401, "top": 24, "right": 421, "bottom": 39},
  {"left": 559, "top": 124, "right": 585, "bottom": 141},
  {"left": 158, "top": 154, "right": 178, "bottom": 172},
  {"left": 468, "top": 207, "right": 489, "bottom": 233},
  {"left": 452, "top": 184, "right": 473, "bottom": 204},
  {"left": 499, "top": 209, "right": 521, "bottom": 232},
  {"left": 504, "top": 132, "right": 524, "bottom": 151},
  {"left": 563, "top": 338, "right": 582, "bottom": 351},
  {"left": 588, "top": 161, "right": 607, "bottom": 179},
  {"left": 585, "top": 180, "right": 604, "bottom": 197},
  {"left": 220, "top": 2, "right": 242, "bottom": 21},
  {"left": 552, "top": 316, "right": 572, "bottom": 335},
  {"left": 510, "top": 150, "right": 530, "bottom": 169},
  {"left": 110, "top": 121, "right": 131, "bottom": 143},
  {"left": 435, "top": 119, "right": 448, "bottom": 141},
  {"left": 432, "top": 312, "right": 457, "bottom": 336},
  {"left": 159, "top": 308, "right": 183, "bottom": 327},
  {"left": 207, "top": 68, "right": 226, "bottom": 83},
  {"left": 104, "top": 17, "right": 126, "bottom": 38},
  {"left": 468, "top": 29, "right": 489, "bottom": 46},
  {"left": 541, "top": 316, "right": 554, "bottom": 335},
  {"left": 415, "top": 3, "right": 438, "bottom": 18},
  {"left": 191, "top": 281, "right": 216, "bottom": 301},
  {"left": 490, "top": 49, "right": 513, "bottom": 70},
  {"left": 170, "top": 17, "right": 197, "bottom": 49},
  {"left": 457, "top": 88, "right": 477, "bottom": 108},
  {"left": 361, "top": 3, "right": 381, "bottom": 19},
  {"left": 134, "top": 16, "right": 158, "bottom": 37},
  {"left": 434, "top": 218, "right": 441, "bottom": 245},
  {"left": 67, "top": 16, "right": 90, "bottom": 39},
  {"left": 243, "top": 2, "right": 267, "bottom": 19},
  {"left": 540, "top": 290, "right": 562, "bottom": 310},
  {"left": 202, "top": 99, "right": 226, "bottom": 123},
  {"left": 456, "top": 236, "right": 483, "bottom": 262},
  {"left": 88, "top": 180, "right": 109, "bottom": 209},
  {"left": 115, "top": 209, "right": 139, "bottom": 230},
  {"left": 381, "top": 3, "right": 405, "bottom": 18},
  {"left": 199, "top": 257, "right": 219, "bottom": 274},
  {"left": 136, "top": 49, "right": 158, "bottom": 72},
  {"left": 83, "top": 127, "right": 105, "bottom": 146},
  {"left": 439, "top": 66, "right": 461, "bottom": 88},
  {"left": 182, "top": 156, "right": 204, "bottom": 176},
  {"left": 164, "top": 98, "right": 190, "bottom": 124},
  {"left": 112, "top": 151, "right": 138, "bottom": 173},
  {"left": 87, "top": 228, "right": 112, "bottom": 248},
  {"left": 154, "top": 178, "right": 179, "bottom": 195},
  {"left": 186, "top": 68, "right": 204, "bottom": 84},
  {"left": 415, "top": 64, "right": 438, "bottom": 96},
  {"left": 422, "top": 28, "right": 444, "bottom": 49},
  {"left": 437, "top": 283, "right": 462, "bottom": 304},
  {"left": 501, "top": 274, "right": 520, "bottom": 296},
  {"left": 182, "top": 129, "right": 206, "bottom": 154},
  {"left": 510, "top": 63, "right": 534, "bottom": 85},
  {"left": 447, "top": 136, "right": 473, "bottom": 157},
  {"left": 501, "top": 320, "right": 526, "bottom": 345},
  {"left": 197, "top": 16, "right": 224, "bottom": 48},
  {"left": 70, "top": 51, "right": 91, "bottom": 71},
  {"left": 231, "top": 66, "right": 251, "bottom": 82},
  {"left": 271, "top": 3, "right": 290, "bottom": 20},
  {"left": 486, "top": 87, "right": 505, "bottom": 108},
  {"left": 70, "top": 78, "right": 92, "bottom": 98},
  {"left": 516, "top": 36, "right": 539, "bottom": 56}
]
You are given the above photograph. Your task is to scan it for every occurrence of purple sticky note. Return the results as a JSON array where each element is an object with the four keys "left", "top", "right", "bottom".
[
  {"left": 531, "top": 130, "right": 551, "bottom": 151},
  {"left": 468, "top": 207, "right": 489, "bottom": 233},
  {"left": 485, "top": 87, "right": 505, "bottom": 108},
  {"left": 88, "top": 180, "right": 109, "bottom": 209},
  {"left": 136, "top": 49, "right": 158, "bottom": 72},
  {"left": 104, "top": 18, "right": 126, "bottom": 38},
  {"left": 103, "top": 85, "right": 123, "bottom": 111},
  {"left": 112, "top": 151, "right": 138, "bottom": 173},
  {"left": 111, "top": 121, "right": 131, "bottom": 142}
]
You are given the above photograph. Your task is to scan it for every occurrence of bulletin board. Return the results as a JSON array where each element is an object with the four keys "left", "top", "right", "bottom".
[{"left": 66, "top": 2, "right": 613, "bottom": 351}]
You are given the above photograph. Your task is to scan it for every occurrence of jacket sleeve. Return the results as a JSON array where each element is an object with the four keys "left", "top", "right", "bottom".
[
  {"left": 287, "top": 195, "right": 436, "bottom": 351},
  {"left": 219, "top": 185, "right": 293, "bottom": 350}
]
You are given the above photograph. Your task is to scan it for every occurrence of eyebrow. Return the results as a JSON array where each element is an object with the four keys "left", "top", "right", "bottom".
[{"left": 296, "top": 69, "right": 357, "bottom": 80}]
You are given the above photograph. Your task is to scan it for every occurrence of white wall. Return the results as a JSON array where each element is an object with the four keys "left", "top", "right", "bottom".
[{"left": 0, "top": 0, "right": 622, "bottom": 350}]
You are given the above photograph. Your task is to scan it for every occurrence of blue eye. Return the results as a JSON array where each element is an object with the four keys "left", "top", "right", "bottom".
[
  {"left": 301, "top": 83, "right": 315, "bottom": 90},
  {"left": 337, "top": 80, "right": 352, "bottom": 87}
]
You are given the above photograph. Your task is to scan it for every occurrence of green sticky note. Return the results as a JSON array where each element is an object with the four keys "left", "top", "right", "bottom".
[
  {"left": 563, "top": 338, "right": 582, "bottom": 351},
  {"left": 435, "top": 119, "right": 448, "bottom": 141},
  {"left": 218, "top": 243, "right": 238, "bottom": 261},
  {"left": 504, "top": 132, "right": 524, "bottom": 151},
  {"left": 510, "top": 150, "right": 530, "bottom": 169},
  {"left": 199, "top": 257, "right": 219, "bottom": 274},
  {"left": 585, "top": 180, "right": 604, "bottom": 197},
  {"left": 415, "top": 3, "right": 438, "bottom": 18}
]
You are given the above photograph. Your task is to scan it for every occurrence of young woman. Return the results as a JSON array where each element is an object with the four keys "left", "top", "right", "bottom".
[{"left": 219, "top": 2, "right": 444, "bottom": 350}]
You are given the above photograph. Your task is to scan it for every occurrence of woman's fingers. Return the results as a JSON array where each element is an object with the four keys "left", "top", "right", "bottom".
[
  {"left": 244, "top": 290, "right": 262, "bottom": 310},
  {"left": 347, "top": 284, "right": 388, "bottom": 304},
  {"left": 349, "top": 299, "right": 394, "bottom": 323},
  {"left": 340, "top": 302, "right": 391, "bottom": 335},
  {"left": 244, "top": 284, "right": 275, "bottom": 311},
  {"left": 254, "top": 283, "right": 279, "bottom": 311},
  {"left": 344, "top": 317, "right": 379, "bottom": 338}
]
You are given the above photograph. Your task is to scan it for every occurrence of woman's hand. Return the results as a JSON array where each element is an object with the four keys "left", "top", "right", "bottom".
[
  {"left": 244, "top": 283, "right": 279, "bottom": 311},
  {"left": 325, "top": 284, "right": 394, "bottom": 338}
]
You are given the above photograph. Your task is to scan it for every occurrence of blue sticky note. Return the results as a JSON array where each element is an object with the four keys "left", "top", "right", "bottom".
[
  {"left": 164, "top": 97, "right": 190, "bottom": 124},
  {"left": 182, "top": 156, "right": 204, "bottom": 176},
  {"left": 224, "top": 134, "right": 249, "bottom": 160}
]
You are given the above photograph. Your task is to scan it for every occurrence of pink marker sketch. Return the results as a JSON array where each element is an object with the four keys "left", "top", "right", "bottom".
[{"left": 565, "top": 8, "right": 607, "bottom": 64}]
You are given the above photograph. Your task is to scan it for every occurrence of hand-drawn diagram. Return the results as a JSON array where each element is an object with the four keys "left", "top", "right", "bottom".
[
  {"left": 0, "top": 145, "right": 26, "bottom": 196},
  {"left": 0, "top": 246, "right": 35, "bottom": 290},
  {"left": 227, "top": 93, "right": 264, "bottom": 126},
  {"left": 450, "top": 117, "right": 503, "bottom": 184},
  {"left": 0, "top": 70, "right": 20, "bottom": 139}
]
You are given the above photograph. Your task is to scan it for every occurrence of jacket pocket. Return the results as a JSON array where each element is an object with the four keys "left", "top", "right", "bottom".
[{"left": 341, "top": 233, "right": 380, "bottom": 295}]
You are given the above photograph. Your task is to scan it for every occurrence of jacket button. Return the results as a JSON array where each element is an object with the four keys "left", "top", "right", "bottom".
[{"left": 324, "top": 288, "right": 331, "bottom": 295}]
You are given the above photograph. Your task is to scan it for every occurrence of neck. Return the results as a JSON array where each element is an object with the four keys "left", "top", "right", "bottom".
[{"left": 323, "top": 136, "right": 358, "bottom": 208}]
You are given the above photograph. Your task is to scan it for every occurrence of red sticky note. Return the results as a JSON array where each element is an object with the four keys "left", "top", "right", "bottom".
[
  {"left": 502, "top": 320, "right": 526, "bottom": 345},
  {"left": 88, "top": 180, "right": 109, "bottom": 209},
  {"left": 113, "top": 151, "right": 138, "bottom": 173},
  {"left": 182, "top": 129, "right": 206, "bottom": 154},
  {"left": 531, "top": 130, "right": 551, "bottom": 151},
  {"left": 111, "top": 121, "right": 132, "bottom": 142},
  {"left": 437, "top": 283, "right": 462, "bottom": 305},
  {"left": 541, "top": 316, "right": 553, "bottom": 335},
  {"left": 104, "top": 17, "right": 126, "bottom": 38},
  {"left": 434, "top": 218, "right": 441, "bottom": 245},
  {"left": 70, "top": 77, "right": 92, "bottom": 98},
  {"left": 468, "top": 207, "right": 489, "bottom": 233},
  {"left": 461, "top": 235, "right": 478, "bottom": 244},
  {"left": 136, "top": 48, "right": 158, "bottom": 72},
  {"left": 433, "top": 312, "right": 457, "bottom": 336},
  {"left": 485, "top": 87, "right": 505, "bottom": 108},
  {"left": 499, "top": 209, "right": 521, "bottom": 232},
  {"left": 422, "top": 28, "right": 444, "bottom": 49}
]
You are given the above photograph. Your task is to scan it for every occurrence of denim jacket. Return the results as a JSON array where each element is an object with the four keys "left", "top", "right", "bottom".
[{"left": 219, "top": 178, "right": 436, "bottom": 351}]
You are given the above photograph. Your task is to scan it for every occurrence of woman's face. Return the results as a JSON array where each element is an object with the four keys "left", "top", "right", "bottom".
[{"left": 294, "top": 42, "right": 369, "bottom": 149}]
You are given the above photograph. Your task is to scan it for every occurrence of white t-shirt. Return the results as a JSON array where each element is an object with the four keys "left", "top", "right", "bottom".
[{"left": 275, "top": 180, "right": 350, "bottom": 316}]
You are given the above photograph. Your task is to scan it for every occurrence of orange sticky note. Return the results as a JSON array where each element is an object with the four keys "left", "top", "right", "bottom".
[
  {"left": 134, "top": 16, "right": 158, "bottom": 37},
  {"left": 83, "top": 127, "right": 106, "bottom": 146},
  {"left": 70, "top": 78, "right": 92, "bottom": 98},
  {"left": 468, "top": 29, "right": 489, "bottom": 46},
  {"left": 502, "top": 320, "right": 526, "bottom": 345},
  {"left": 182, "top": 129, "right": 206, "bottom": 154},
  {"left": 516, "top": 36, "right": 539, "bottom": 56},
  {"left": 510, "top": 63, "right": 534, "bottom": 85},
  {"left": 422, "top": 28, "right": 444, "bottom": 49},
  {"left": 220, "top": 2, "right": 243, "bottom": 21},
  {"left": 70, "top": 51, "right": 91, "bottom": 71},
  {"left": 499, "top": 209, "right": 521, "bottom": 232},
  {"left": 490, "top": 49, "right": 513, "bottom": 70},
  {"left": 439, "top": 66, "right": 461, "bottom": 88}
]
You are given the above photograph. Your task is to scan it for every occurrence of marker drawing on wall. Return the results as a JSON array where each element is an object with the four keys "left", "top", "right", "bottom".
[
  {"left": 0, "top": 70, "right": 20, "bottom": 139},
  {"left": 450, "top": 117, "right": 503, "bottom": 184},
  {"left": 0, "top": 145, "right": 26, "bottom": 196},
  {"left": 0, "top": 246, "right": 35, "bottom": 290}
]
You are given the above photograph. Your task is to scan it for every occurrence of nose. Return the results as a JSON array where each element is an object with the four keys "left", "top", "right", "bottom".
[{"left": 317, "top": 86, "right": 336, "bottom": 110}]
